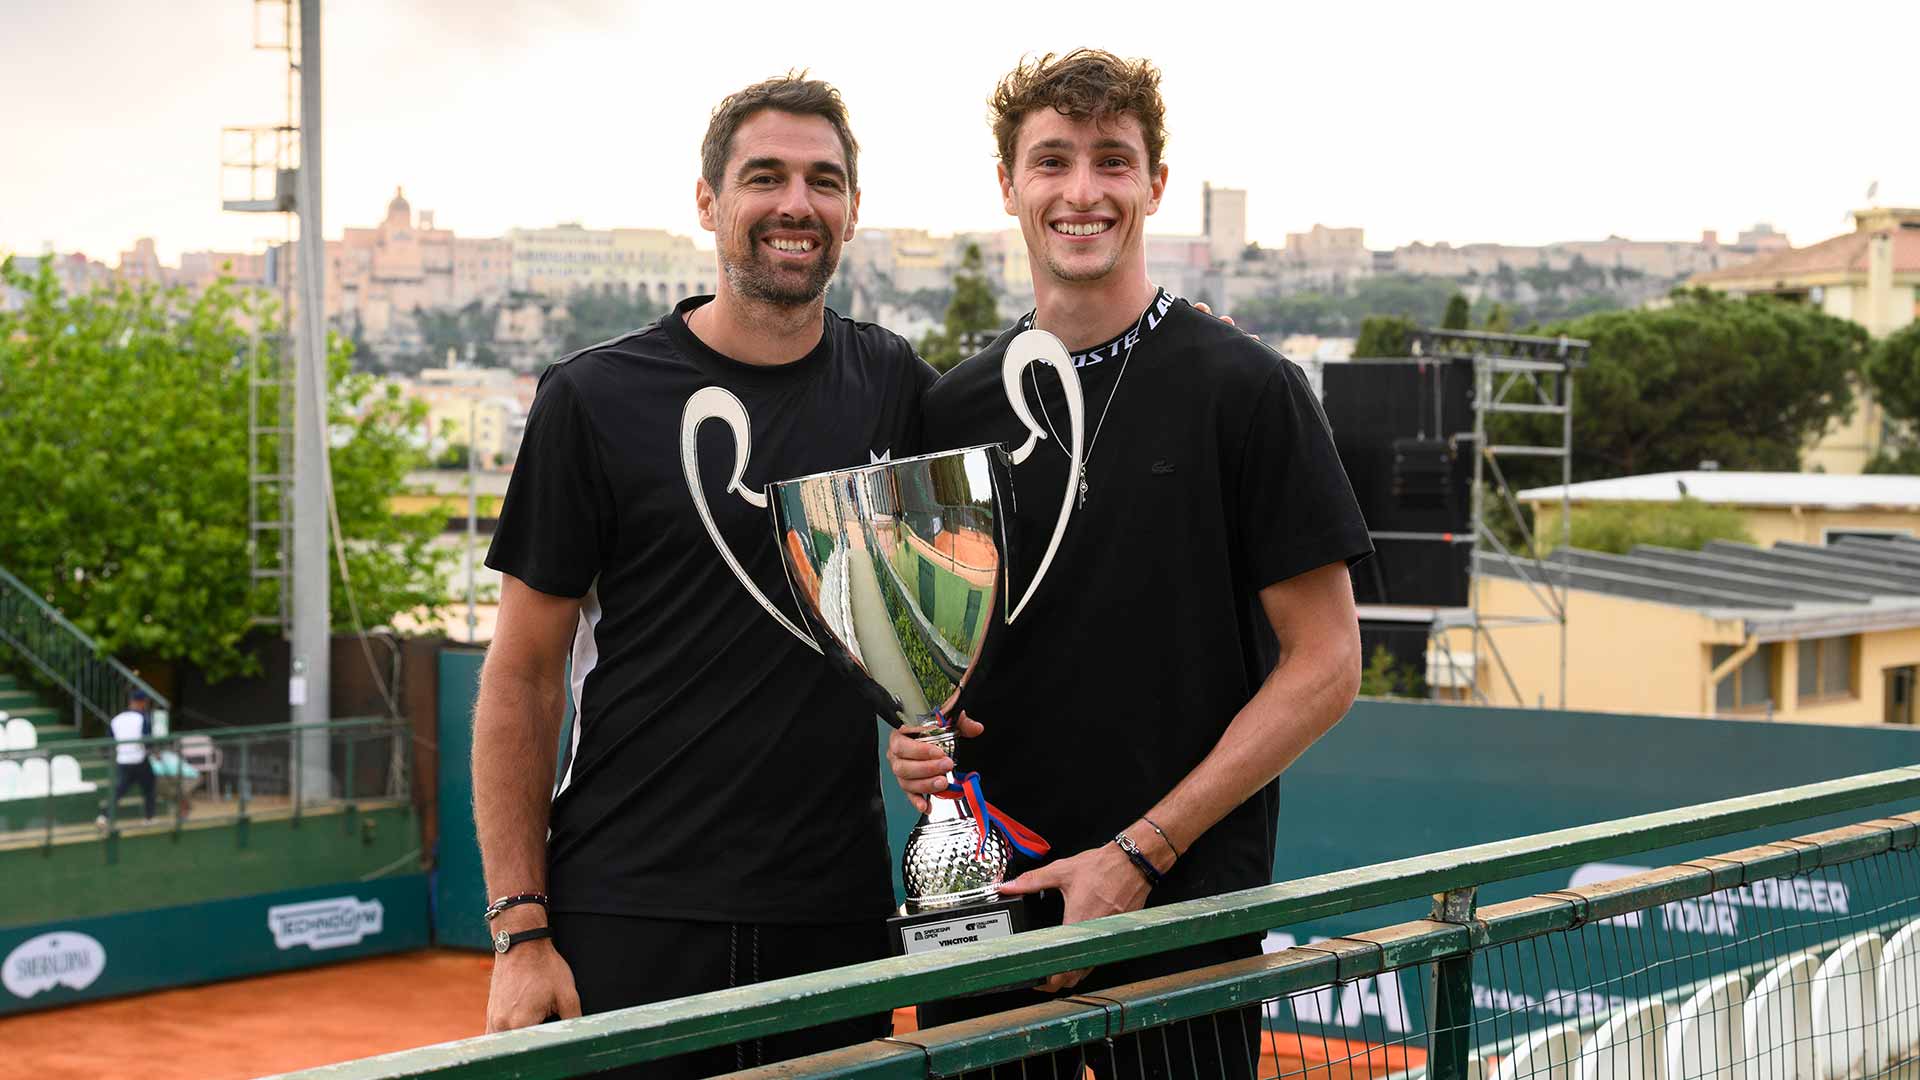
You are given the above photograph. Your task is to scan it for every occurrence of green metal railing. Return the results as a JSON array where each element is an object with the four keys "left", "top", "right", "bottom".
[
  {"left": 0, "top": 563, "right": 169, "bottom": 734},
  {"left": 0, "top": 716, "right": 409, "bottom": 850},
  {"left": 277, "top": 765, "right": 1920, "bottom": 1079}
]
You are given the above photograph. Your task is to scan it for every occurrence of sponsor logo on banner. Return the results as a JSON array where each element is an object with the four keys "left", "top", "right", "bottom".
[
  {"left": 3, "top": 932, "right": 107, "bottom": 999},
  {"left": 1568, "top": 862, "right": 1848, "bottom": 936},
  {"left": 267, "top": 896, "right": 385, "bottom": 951}
]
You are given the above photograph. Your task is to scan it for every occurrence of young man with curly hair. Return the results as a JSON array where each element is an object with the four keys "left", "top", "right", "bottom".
[{"left": 894, "top": 49, "right": 1371, "bottom": 1079}]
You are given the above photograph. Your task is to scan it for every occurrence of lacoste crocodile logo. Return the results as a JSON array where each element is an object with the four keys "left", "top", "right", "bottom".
[{"left": 1151, "top": 460, "right": 1176, "bottom": 475}]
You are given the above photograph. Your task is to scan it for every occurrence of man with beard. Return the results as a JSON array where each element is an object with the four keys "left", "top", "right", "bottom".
[
  {"left": 474, "top": 74, "right": 932, "bottom": 1076},
  {"left": 890, "top": 50, "right": 1369, "bottom": 1079}
]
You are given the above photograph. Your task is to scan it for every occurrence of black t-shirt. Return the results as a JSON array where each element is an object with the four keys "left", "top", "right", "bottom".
[
  {"left": 486, "top": 296, "right": 936, "bottom": 923},
  {"left": 919, "top": 289, "right": 1371, "bottom": 905}
]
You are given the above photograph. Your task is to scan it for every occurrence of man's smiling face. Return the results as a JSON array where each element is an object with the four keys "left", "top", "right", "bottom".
[
  {"left": 1000, "top": 107, "right": 1166, "bottom": 286},
  {"left": 699, "top": 109, "right": 858, "bottom": 306}
]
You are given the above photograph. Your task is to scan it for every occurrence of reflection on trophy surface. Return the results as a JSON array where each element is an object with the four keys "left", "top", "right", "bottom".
[
  {"left": 763, "top": 330, "right": 1084, "bottom": 955},
  {"left": 771, "top": 447, "right": 1016, "bottom": 910}
]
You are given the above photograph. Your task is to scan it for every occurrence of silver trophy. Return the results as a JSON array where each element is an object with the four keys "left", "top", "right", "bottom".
[{"left": 752, "top": 331, "right": 1085, "bottom": 954}]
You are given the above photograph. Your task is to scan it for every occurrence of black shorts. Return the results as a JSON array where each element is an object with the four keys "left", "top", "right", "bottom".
[
  {"left": 916, "top": 890, "right": 1263, "bottom": 1080},
  {"left": 549, "top": 911, "right": 891, "bottom": 1078}
]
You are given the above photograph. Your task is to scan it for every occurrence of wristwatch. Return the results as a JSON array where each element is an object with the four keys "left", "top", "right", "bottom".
[{"left": 493, "top": 926, "right": 553, "bottom": 955}]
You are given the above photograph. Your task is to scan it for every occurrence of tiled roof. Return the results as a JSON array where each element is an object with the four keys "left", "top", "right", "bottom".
[{"left": 1691, "top": 224, "right": 1920, "bottom": 284}]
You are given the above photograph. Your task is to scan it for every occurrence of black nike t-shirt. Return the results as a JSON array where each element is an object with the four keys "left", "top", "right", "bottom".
[
  {"left": 919, "top": 289, "right": 1371, "bottom": 906},
  {"left": 486, "top": 296, "right": 936, "bottom": 923}
]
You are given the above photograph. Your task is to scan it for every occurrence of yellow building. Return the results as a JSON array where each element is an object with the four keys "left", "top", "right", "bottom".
[
  {"left": 1690, "top": 207, "right": 1920, "bottom": 472},
  {"left": 1451, "top": 538, "right": 1920, "bottom": 725},
  {"left": 1522, "top": 471, "right": 1920, "bottom": 549}
]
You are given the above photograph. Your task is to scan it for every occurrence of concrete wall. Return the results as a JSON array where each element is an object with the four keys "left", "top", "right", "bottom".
[{"left": 1452, "top": 573, "right": 1920, "bottom": 723}]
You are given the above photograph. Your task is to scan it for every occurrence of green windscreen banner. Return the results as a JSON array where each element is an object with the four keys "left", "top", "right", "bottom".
[{"left": 0, "top": 874, "right": 430, "bottom": 1016}]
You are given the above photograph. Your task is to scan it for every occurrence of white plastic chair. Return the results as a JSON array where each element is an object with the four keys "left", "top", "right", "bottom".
[
  {"left": 4, "top": 718, "right": 34, "bottom": 751},
  {"left": 1811, "top": 932, "right": 1882, "bottom": 1080},
  {"left": 16, "top": 756, "right": 49, "bottom": 798},
  {"left": 1878, "top": 921, "right": 1920, "bottom": 1070},
  {"left": 1745, "top": 950, "right": 1822, "bottom": 1080},
  {"left": 49, "top": 754, "right": 94, "bottom": 795},
  {"left": 1491, "top": 1022, "right": 1585, "bottom": 1080},
  {"left": 179, "top": 735, "right": 223, "bottom": 799},
  {"left": 1578, "top": 998, "right": 1667, "bottom": 1080},
  {"left": 0, "top": 759, "right": 19, "bottom": 800},
  {"left": 1663, "top": 972, "right": 1746, "bottom": 1080}
]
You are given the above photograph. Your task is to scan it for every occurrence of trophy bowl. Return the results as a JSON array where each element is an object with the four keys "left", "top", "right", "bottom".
[{"left": 769, "top": 444, "right": 1034, "bottom": 951}]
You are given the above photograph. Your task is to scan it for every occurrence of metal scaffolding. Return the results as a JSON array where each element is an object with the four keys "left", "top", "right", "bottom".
[{"left": 1409, "top": 329, "right": 1587, "bottom": 708}]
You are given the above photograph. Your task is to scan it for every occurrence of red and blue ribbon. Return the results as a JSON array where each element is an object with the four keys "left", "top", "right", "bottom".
[{"left": 933, "top": 771, "right": 1051, "bottom": 860}]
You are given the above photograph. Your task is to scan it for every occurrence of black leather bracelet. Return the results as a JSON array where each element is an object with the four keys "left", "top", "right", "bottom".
[
  {"left": 484, "top": 892, "right": 550, "bottom": 922},
  {"left": 492, "top": 926, "right": 553, "bottom": 955},
  {"left": 1113, "top": 833, "right": 1165, "bottom": 887}
]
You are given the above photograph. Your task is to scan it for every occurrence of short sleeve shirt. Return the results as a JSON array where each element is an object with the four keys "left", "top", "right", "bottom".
[
  {"left": 919, "top": 290, "right": 1371, "bottom": 903},
  {"left": 487, "top": 297, "right": 936, "bottom": 923}
]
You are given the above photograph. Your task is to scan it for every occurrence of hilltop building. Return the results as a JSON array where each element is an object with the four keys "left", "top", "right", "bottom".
[
  {"left": 506, "top": 223, "right": 710, "bottom": 302},
  {"left": 1690, "top": 207, "right": 1920, "bottom": 472}
]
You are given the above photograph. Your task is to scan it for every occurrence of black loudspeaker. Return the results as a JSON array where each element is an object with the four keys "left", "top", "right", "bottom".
[{"left": 1391, "top": 438, "right": 1454, "bottom": 507}]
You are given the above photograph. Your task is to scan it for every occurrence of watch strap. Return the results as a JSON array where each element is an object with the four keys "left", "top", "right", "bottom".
[{"left": 493, "top": 926, "right": 553, "bottom": 955}]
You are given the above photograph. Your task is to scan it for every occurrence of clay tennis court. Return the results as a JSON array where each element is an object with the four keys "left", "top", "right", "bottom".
[{"left": 0, "top": 948, "right": 1410, "bottom": 1078}]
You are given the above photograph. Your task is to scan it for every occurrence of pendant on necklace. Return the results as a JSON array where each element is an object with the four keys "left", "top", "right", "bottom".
[{"left": 1078, "top": 463, "right": 1089, "bottom": 509}]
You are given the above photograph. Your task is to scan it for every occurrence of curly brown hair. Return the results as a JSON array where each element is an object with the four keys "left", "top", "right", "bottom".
[
  {"left": 701, "top": 72, "right": 859, "bottom": 193},
  {"left": 990, "top": 49, "right": 1166, "bottom": 173}
]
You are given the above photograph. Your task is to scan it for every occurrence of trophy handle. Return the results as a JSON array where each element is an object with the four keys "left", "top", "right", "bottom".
[
  {"left": 999, "top": 329, "right": 1084, "bottom": 624},
  {"left": 680, "top": 386, "right": 821, "bottom": 653}
]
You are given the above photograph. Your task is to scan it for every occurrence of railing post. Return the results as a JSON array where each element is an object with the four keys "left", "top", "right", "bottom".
[
  {"left": 238, "top": 735, "right": 251, "bottom": 847},
  {"left": 292, "top": 726, "right": 302, "bottom": 827},
  {"left": 174, "top": 735, "right": 186, "bottom": 836},
  {"left": 1427, "top": 886, "right": 1477, "bottom": 1080}
]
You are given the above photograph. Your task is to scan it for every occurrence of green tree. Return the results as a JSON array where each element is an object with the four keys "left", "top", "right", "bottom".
[
  {"left": 1495, "top": 290, "right": 1869, "bottom": 483},
  {"left": 0, "top": 257, "right": 449, "bottom": 680},
  {"left": 918, "top": 243, "right": 1001, "bottom": 373},
  {"left": 1358, "top": 645, "right": 1422, "bottom": 698},
  {"left": 1354, "top": 315, "right": 1417, "bottom": 357},
  {"left": 1442, "top": 293, "right": 1471, "bottom": 330},
  {"left": 558, "top": 287, "right": 663, "bottom": 353},
  {"left": 1557, "top": 497, "right": 1753, "bottom": 555},
  {"left": 1863, "top": 321, "right": 1920, "bottom": 472}
]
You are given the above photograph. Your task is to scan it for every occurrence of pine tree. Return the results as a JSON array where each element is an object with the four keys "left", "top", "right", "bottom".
[{"left": 919, "top": 244, "right": 1001, "bottom": 373}]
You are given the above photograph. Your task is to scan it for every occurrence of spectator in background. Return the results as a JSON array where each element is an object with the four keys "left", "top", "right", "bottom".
[{"left": 101, "top": 689, "right": 156, "bottom": 825}]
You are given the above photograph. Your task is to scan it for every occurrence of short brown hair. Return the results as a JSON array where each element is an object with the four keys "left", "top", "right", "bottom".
[
  {"left": 701, "top": 72, "right": 859, "bottom": 193},
  {"left": 990, "top": 50, "right": 1167, "bottom": 172}
]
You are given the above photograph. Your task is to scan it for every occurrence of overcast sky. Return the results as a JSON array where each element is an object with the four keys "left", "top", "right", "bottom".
[{"left": 6, "top": 0, "right": 1917, "bottom": 264}]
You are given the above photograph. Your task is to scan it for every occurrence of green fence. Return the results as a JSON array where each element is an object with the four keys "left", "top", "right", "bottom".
[
  {"left": 276, "top": 765, "right": 1920, "bottom": 1079},
  {"left": 0, "top": 716, "right": 412, "bottom": 850}
]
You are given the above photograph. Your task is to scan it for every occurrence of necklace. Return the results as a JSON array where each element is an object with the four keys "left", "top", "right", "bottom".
[{"left": 1026, "top": 292, "right": 1157, "bottom": 509}]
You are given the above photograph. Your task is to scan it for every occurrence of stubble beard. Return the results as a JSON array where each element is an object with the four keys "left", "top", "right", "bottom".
[{"left": 719, "top": 220, "right": 840, "bottom": 307}]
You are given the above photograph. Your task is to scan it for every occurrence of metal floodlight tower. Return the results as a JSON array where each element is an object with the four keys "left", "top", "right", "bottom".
[{"left": 224, "top": 0, "right": 329, "bottom": 800}]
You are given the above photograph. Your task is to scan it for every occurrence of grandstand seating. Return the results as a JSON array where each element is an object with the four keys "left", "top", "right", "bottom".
[
  {"left": 1663, "top": 973, "right": 1746, "bottom": 1080},
  {"left": 1489, "top": 1022, "right": 1583, "bottom": 1080},
  {"left": 16, "top": 757, "right": 49, "bottom": 799},
  {"left": 1473, "top": 924, "right": 1920, "bottom": 1080},
  {"left": 49, "top": 754, "right": 94, "bottom": 795},
  {"left": 4, "top": 717, "right": 35, "bottom": 751}
]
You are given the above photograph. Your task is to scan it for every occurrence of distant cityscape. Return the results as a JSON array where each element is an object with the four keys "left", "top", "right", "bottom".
[{"left": 2, "top": 183, "right": 1883, "bottom": 474}]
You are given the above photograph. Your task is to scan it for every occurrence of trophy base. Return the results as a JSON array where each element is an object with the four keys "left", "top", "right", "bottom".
[{"left": 889, "top": 895, "right": 1033, "bottom": 957}]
